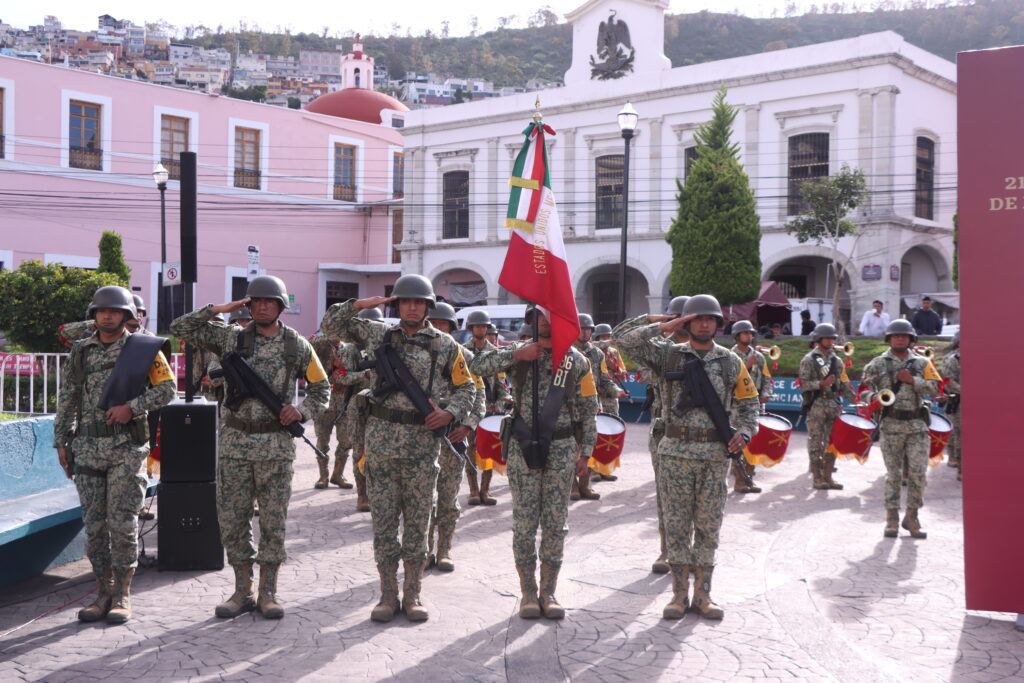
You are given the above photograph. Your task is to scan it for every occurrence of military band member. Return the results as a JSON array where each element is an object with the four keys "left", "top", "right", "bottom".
[
  {"left": 171, "top": 275, "right": 330, "bottom": 620},
  {"left": 614, "top": 294, "right": 759, "bottom": 620},
  {"left": 572, "top": 313, "right": 623, "bottom": 498},
  {"left": 799, "top": 323, "right": 856, "bottom": 490},
  {"left": 861, "top": 319, "right": 942, "bottom": 539},
  {"left": 320, "top": 275, "right": 476, "bottom": 623},
  {"left": 310, "top": 332, "right": 353, "bottom": 489},
  {"left": 729, "top": 320, "right": 773, "bottom": 494},
  {"left": 942, "top": 331, "right": 961, "bottom": 480},
  {"left": 471, "top": 308, "right": 598, "bottom": 619},
  {"left": 464, "top": 310, "right": 513, "bottom": 505},
  {"left": 593, "top": 323, "right": 629, "bottom": 417},
  {"left": 54, "top": 286, "right": 176, "bottom": 623}
]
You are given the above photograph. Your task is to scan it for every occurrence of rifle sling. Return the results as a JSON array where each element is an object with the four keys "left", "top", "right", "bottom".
[
  {"left": 678, "top": 355, "right": 736, "bottom": 450},
  {"left": 98, "top": 334, "right": 167, "bottom": 411},
  {"left": 512, "top": 352, "right": 575, "bottom": 445}
]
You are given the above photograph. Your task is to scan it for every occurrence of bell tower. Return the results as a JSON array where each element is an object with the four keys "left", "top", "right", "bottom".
[{"left": 341, "top": 34, "right": 375, "bottom": 90}]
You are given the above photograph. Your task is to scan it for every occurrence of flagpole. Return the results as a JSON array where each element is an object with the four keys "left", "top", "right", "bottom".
[{"left": 531, "top": 98, "right": 542, "bottom": 470}]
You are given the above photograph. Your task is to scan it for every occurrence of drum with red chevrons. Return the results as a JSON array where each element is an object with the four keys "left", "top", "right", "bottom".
[
  {"left": 475, "top": 415, "right": 507, "bottom": 465},
  {"left": 588, "top": 414, "right": 626, "bottom": 476},
  {"left": 826, "top": 413, "right": 877, "bottom": 464},
  {"left": 743, "top": 413, "right": 792, "bottom": 467},
  {"left": 927, "top": 412, "right": 953, "bottom": 465}
]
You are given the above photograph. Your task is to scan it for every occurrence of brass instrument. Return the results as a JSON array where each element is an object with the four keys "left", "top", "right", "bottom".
[
  {"left": 878, "top": 388, "right": 896, "bottom": 406},
  {"left": 914, "top": 345, "right": 935, "bottom": 359},
  {"left": 756, "top": 345, "right": 782, "bottom": 360},
  {"left": 842, "top": 342, "right": 856, "bottom": 356}
]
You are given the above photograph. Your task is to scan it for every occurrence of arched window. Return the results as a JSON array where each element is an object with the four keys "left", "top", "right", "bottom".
[
  {"left": 354, "top": 68, "right": 361, "bottom": 88},
  {"left": 915, "top": 136, "right": 935, "bottom": 220},
  {"left": 787, "top": 132, "right": 829, "bottom": 215},
  {"left": 442, "top": 171, "right": 470, "bottom": 239},
  {"left": 595, "top": 154, "right": 624, "bottom": 229}
]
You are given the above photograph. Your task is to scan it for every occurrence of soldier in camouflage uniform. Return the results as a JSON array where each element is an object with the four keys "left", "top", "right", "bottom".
[
  {"left": 941, "top": 331, "right": 961, "bottom": 480},
  {"left": 471, "top": 308, "right": 598, "bottom": 620},
  {"left": 729, "top": 321, "right": 774, "bottom": 494},
  {"left": 334, "top": 319, "right": 377, "bottom": 511},
  {"left": 320, "top": 276, "right": 475, "bottom": 623},
  {"left": 54, "top": 286, "right": 176, "bottom": 623},
  {"left": 861, "top": 319, "right": 942, "bottom": 539},
  {"left": 614, "top": 294, "right": 759, "bottom": 620},
  {"left": 310, "top": 332, "right": 354, "bottom": 490},
  {"left": 593, "top": 323, "right": 628, "bottom": 417},
  {"left": 170, "top": 275, "right": 330, "bottom": 620},
  {"left": 799, "top": 323, "right": 856, "bottom": 490},
  {"left": 198, "top": 309, "right": 252, "bottom": 405},
  {"left": 573, "top": 313, "right": 625, "bottom": 498},
  {"left": 463, "top": 309, "right": 513, "bottom": 505}
]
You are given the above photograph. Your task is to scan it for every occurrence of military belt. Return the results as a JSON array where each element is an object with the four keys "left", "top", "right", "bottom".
[
  {"left": 74, "top": 464, "right": 108, "bottom": 478},
  {"left": 664, "top": 424, "right": 719, "bottom": 442},
  {"left": 512, "top": 422, "right": 575, "bottom": 442},
  {"left": 368, "top": 402, "right": 425, "bottom": 426},
  {"left": 886, "top": 408, "right": 924, "bottom": 421},
  {"left": 77, "top": 417, "right": 146, "bottom": 438},
  {"left": 224, "top": 415, "right": 282, "bottom": 434}
]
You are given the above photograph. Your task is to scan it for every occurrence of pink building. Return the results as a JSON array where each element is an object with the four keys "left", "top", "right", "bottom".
[{"left": 0, "top": 51, "right": 407, "bottom": 334}]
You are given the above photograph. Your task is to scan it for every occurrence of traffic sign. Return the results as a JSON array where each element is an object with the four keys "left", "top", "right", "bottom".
[{"left": 163, "top": 261, "right": 181, "bottom": 286}]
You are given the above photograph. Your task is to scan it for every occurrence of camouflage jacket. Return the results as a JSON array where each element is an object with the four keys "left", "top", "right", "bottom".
[
  {"left": 942, "top": 351, "right": 961, "bottom": 395},
  {"left": 594, "top": 340, "right": 628, "bottom": 382},
  {"left": 731, "top": 344, "right": 774, "bottom": 401},
  {"left": 799, "top": 348, "right": 856, "bottom": 406},
  {"left": 613, "top": 315, "right": 759, "bottom": 459},
  {"left": 464, "top": 338, "right": 512, "bottom": 413},
  {"left": 576, "top": 340, "right": 621, "bottom": 401},
  {"left": 59, "top": 319, "right": 159, "bottom": 346},
  {"left": 170, "top": 305, "right": 330, "bottom": 425},
  {"left": 53, "top": 329, "right": 176, "bottom": 448},
  {"left": 470, "top": 343, "right": 598, "bottom": 458},
  {"left": 335, "top": 342, "right": 375, "bottom": 392},
  {"left": 861, "top": 349, "right": 941, "bottom": 432},
  {"left": 441, "top": 346, "right": 486, "bottom": 430},
  {"left": 311, "top": 334, "right": 347, "bottom": 411}
]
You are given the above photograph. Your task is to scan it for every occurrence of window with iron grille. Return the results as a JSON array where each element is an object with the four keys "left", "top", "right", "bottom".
[
  {"left": 334, "top": 143, "right": 356, "bottom": 201},
  {"left": 683, "top": 146, "right": 699, "bottom": 181},
  {"left": 69, "top": 100, "right": 102, "bottom": 170},
  {"left": 326, "top": 281, "right": 359, "bottom": 307},
  {"left": 595, "top": 154, "right": 624, "bottom": 229},
  {"left": 915, "top": 137, "right": 935, "bottom": 220},
  {"left": 787, "top": 133, "right": 829, "bottom": 215},
  {"left": 392, "top": 209, "right": 404, "bottom": 264},
  {"left": 160, "top": 115, "right": 189, "bottom": 180},
  {"left": 234, "top": 127, "right": 261, "bottom": 189},
  {"left": 392, "top": 152, "right": 405, "bottom": 199},
  {"left": 442, "top": 171, "right": 469, "bottom": 239}
]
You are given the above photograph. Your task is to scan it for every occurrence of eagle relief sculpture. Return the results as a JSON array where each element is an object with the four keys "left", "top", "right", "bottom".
[{"left": 589, "top": 10, "right": 635, "bottom": 80}]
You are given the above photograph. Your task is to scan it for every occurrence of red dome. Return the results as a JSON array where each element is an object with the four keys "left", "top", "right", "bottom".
[{"left": 305, "top": 88, "right": 408, "bottom": 124}]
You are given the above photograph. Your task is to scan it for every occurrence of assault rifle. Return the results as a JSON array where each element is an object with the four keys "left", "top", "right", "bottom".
[{"left": 210, "top": 352, "right": 329, "bottom": 459}]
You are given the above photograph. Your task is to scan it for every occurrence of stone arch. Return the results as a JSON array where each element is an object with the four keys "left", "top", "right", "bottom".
[
  {"left": 762, "top": 245, "right": 856, "bottom": 297},
  {"left": 572, "top": 257, "right": 653, "bottom": 324}
]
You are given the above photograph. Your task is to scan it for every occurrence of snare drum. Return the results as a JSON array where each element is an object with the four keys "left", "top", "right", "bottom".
[
  {"left": 826, "top": 413, "right": 877, "bottom": 464},
  {"left": 475, "top": 415, "right": 507, "bottom": 466},
  {"left": 927, "top": 412, "right": 953, "bottom": 465},
  {"left": 589, "top": 413, "right": 626, "bottom": 476},
  {"left": 743, "top": 413, "right": 792, "bottom": 467}
]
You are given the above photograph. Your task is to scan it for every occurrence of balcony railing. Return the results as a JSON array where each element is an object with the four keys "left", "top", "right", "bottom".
[
  {"left": 70, "top": 146, "right": 102, "bottom": 171},
  {"left": 333, "top": 183, "right": 356, "bottom": 201},
  {"left": 234, "top": 167, "right": 261, "bottom": 190},
  {"left": 161, "top": 157, "right": 181, "bottom": 181}
]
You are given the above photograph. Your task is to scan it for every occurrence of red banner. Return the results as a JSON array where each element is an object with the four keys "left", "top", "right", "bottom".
[{"left": 0, "top": 353, "right": 41, "bottom": 376}]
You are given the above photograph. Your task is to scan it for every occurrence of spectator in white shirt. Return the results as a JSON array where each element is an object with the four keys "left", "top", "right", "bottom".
[{"left": 857, "top": 300, "right": 890, "bottom": 336}]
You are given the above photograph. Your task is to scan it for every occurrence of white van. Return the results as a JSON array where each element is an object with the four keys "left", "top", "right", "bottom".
[{"left": 455, "top": 304, "right": 528, "bottom": 334}]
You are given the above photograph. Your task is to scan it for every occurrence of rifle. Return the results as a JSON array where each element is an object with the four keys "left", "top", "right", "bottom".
[
  {"left": 370, "top": 339, "right": 477, "bottom": 471},
  {"left": 210, "top": 352, "right": 330, "bottom": 459},
  {"left": 636, "top": 384, "right": 656, "bottom": 424}
]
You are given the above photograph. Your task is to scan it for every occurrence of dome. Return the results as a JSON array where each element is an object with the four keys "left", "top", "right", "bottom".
[{"left": 305, "top": 88, "right": 409, "bottom": 125}]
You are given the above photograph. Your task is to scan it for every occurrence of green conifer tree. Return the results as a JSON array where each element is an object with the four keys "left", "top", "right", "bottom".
[{"left": 97, "top": 230, "right": 131, "bottom": 284}]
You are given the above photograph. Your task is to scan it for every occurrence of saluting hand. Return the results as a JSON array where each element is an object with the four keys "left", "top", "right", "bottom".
[
  {"left": 354, "top": 296, "right": 395, "bottom": 311},
  {"left": 212, "top": 297, "right": 250, "bottom": 315},
  {"left": 659, "top": 315, "right": 693, "bottom": 336}
]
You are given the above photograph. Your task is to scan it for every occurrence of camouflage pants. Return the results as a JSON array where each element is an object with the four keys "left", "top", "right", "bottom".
[
  {"left": 75, "top": 448, "right": 147, "bottom": 572},
  {"left": 948, "top": 411, "right": 962, "bottom": 463},
  {"left": 657, "top": 455, "right": 729, "bottom": 566},
  {"left": 649, "top": 419, "right": 666, "bottom": 542},
  {"left": 507, "top": 437, "right": 577, "bottom": 568},
  {"left": 314, "top": 408, "right": 350, "bottom": 458},
  {"left": 806, "top": 404, "right": 841, "bottom": 466},
  {"left": 600, "top": 397, "right": 620, "bottom": 416},
  {"left": 365, "top": 454, "right": 439, "bottom": 566},
  {"left": 217, "top": 457, "right": 294, "bottom": 565},
  {"left": 434, "top": 446, "right": 464, "bottom": 530},
  {"left": 880, "top": 429, "right": 929, "bottom": 510}
]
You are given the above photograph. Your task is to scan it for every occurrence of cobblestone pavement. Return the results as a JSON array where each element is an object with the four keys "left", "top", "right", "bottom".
[{"left": 0, "top": 425, "right": 1019, "bottom": 682}]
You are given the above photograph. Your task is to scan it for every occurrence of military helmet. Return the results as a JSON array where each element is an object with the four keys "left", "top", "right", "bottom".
[
  {"left": 87, "top": 286, "right": 137, "bottom": 321},
  {"left": 681, "top": 294, "right": 724, "bottom": 327},
  {"left": 665, "top": 296, "right": 690, "bottom": 316},
  {"left": 810, "top": 323, "right": 838, "bottom": 341},
  {"left": 229, "top": 307, "right": 252, "bottom": 323},
  {"left": 884, "top": 318, "right": 917, "bottom": 342},
  {"left": 132, "top": 295, "right": 146, "bottom": 315},
  {"left": 578, "top": 313, "right": 595, "bottom": 329},
  {"left": 487, "top": 323, "right": 498, "bottom": 334},
  {"left": 464, "top": 310, "right": 491, "bottom": 327},
  {"left": 428, "top": 301, "right": 458, "bottom": 326},
  {"left": 732, "top": 320, "right": 756, "bottom": 337},
  {"left": 594, "top": 323, "right": 613, "bottom": 337},
  {"left": 356, "top": 307, "right": 384, "bottom": 321},
  {"left": 518, "top": 323, "right": 534, "bottom": 339},
  {"left": 391, "top": 274, "right": 436, "bottom": 308},
  {"left": 246, "top": 275, "right": 289, "bottom": 309}
]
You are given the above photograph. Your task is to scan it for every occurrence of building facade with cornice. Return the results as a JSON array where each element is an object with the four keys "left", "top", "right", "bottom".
[{"left": 399, "top": 0, "right": 957, "bottom": 327}]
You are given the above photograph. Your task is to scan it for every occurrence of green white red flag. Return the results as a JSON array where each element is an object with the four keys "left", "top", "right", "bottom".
[{"left": 499, "top": 120, "right": 580, "bottom": 371}]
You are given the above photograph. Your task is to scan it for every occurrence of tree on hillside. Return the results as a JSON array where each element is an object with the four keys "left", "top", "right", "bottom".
[
  {"left": 97, "top": 230, "right": 131, "bottom": 284},
  {"left": 666, "top": 85, "right": 762, "bottom": 306},
  {"left": 782, "top": 164, "right": 867, "bottom": 336}
]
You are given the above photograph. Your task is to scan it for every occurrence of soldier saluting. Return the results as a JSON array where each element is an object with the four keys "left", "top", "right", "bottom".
[
  {"left": 799, "top": 323, "right": 856, "bottom": 490},
  {"left": 54, "top": 286, "right": 176, "bottom": 624}
]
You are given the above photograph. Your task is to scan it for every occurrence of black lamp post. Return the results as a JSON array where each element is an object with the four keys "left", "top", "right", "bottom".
[
  {"left": 152, "top": 163, "right": 169, "bottom": 331},
  {"left": 617, "top": 102, "right": 638, "bottom": 323}
]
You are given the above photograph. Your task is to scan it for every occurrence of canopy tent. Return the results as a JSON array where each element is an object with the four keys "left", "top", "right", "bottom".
[{"left": 723, "top": 281, "right": 792, "bottom": 330}]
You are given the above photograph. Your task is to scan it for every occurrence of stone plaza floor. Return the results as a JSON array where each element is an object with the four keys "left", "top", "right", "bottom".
[{"left": 0, "top": 424, "right": 1020, "bottom": 682}]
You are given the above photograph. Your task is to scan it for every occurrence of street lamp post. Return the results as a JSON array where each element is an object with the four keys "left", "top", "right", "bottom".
[
  {"left": 152, "top": 163, "right": 169, "bottom": 332},
  {"left": 617, "top": 102, "right": 638, "bottom": 324}
]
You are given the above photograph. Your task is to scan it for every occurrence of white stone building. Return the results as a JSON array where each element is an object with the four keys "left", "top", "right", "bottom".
[{"left": 399, "top": 0, "right": 957, "bottom": 326}]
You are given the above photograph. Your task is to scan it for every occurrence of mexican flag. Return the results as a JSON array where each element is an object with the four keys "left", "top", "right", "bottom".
[{"left": 499, "top": 120, "right": 580, "bottom": 371}]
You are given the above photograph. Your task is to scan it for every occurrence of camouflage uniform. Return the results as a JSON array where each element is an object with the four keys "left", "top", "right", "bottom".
[
  {"left": 464, "top": 337, "right": 512, "bottom": 462},
  {"left": 942, "top": 351, "right": 961, "bottom": 474},
  {"left": 53, "top": 330, "right": 175, "bottom": 601},
  {"left": 730, "top": 344, "right": 774, "bottom": 490},
  {"left": 334, "top": 342, "right": 374, "bottom": 498},
  {"left": 575, "top": 339, "right": 620, "bottom": 493},
  {"left": 320, "top": 300, "right": 475, "bottom": 618},
  {"left": 471, "top": 342, "right": 598, "bottom": 617},
  {"left": 170, "top": 306, "right": 330, "bottom": 569},
  {"left": 798, "top": 347, "right": 856, "bottom": 488},
  {"left": 594, "top": 340, "right": 627, "bottom": 415},
  {"left": 614, "top": 316, "right": 758, "bottom": 618},
  {"left": 310, "top": 334, "right": 352, "bottom": 487},
  {"left": 862, "top": 350, "right": 941, "bottom": 513}
]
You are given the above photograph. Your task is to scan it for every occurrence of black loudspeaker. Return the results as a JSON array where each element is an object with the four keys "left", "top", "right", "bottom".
[
  {"left": 158, "top": 481, "right": 223, "bottom": 571},
  {"left": 159, "top": 399, "right": 218, "bottom": 483},
  {"left": 179, "top": 151, "right": 197, "bottom": 282}
]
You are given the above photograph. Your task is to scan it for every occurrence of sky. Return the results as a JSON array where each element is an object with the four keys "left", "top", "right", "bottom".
[{"left": 4, "top": 1, "right": 853, "bottom": 38}]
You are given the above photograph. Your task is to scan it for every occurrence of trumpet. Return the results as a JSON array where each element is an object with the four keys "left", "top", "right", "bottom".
[
  {"left": 878, "top": 388, "right": 896, "bottom": 406},
  {"left": 914, "top": 345, "right": 935, "bottom": 359},
  {"left": 842, "top": 342, "right": 856, "bottom": 357},
  {"left": 756, "top": 345, "right": 782, "bottom": 360}
]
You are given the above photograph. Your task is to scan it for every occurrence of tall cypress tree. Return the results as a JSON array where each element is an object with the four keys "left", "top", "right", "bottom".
[
  {"left": 666, "top": 85, "right": 762, "bottom": 305},
  {"left": 97, "top": 230, "right": 131, "bottom": 285}
]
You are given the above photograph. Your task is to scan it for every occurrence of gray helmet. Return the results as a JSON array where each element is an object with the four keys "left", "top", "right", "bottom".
[
  {"left": 356, "top": 307, "right": 384, "bottom": 321},
  {"left": 884, "top": 318, "right": 917, "bottom": 343},
  {"left": 132, "top": 295, "right": 146, "bottom": 315},
  {"left": 665, "top": 296, "right": 690, "bottom": 316},
  {"left": 87, "top": 285, "right": 137, "bottom": 321},
  {"left": 518, "top": 324, "right": 534, "bottom": 339},
  {"left": 578, "top": 313, "right": 595, "bottom": 329},
  {"left": 810, "top": 323, "right": 838, "bottom": 341},
  {"left": 428, "top": 302, "right": 458, "bottom": 326},
  {"left": 246, "top": 275, "right": 289, "bottom": 309},
  {"left": 732, "top": 320, "right": 756, "bottom": 337},
  {"left": 681, "top": 294, "right": 724, "bottom": 327},
  {"left": 391, "top": 274, "right": 436, "bottom": 308},
  {"left": 487, "top": 323, "right": 498, "bottom": 334},
  {"left": 594, "top": 323, "right": 613, "bottom": 336},
  {"left": 464, "top": 310, "right": 491, "bottom": 327},
  {"left": 229, "top": 307, "right": 252, "bottom": 323}
]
